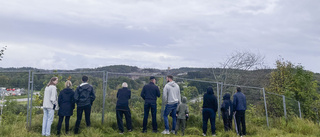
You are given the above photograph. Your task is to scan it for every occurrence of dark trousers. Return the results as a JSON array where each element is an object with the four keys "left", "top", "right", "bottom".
[
  {"left": 202, "top": 108, "right": 216, "bottom": 134},
  {"left": 116, "top": 110, "right": 132, "bottom": 132},
  {"left": 74, "top": 105, "right": 91, "bottom": 134},
  {"left": 175, "top": 119, "right": 186, "bottom": 135},
  {"left": 57, "top": 116, "right": 71, "bottom": 134},
  {"left": 142, "top": 102, "right": 157, "bottom": 131},
  {"left": 222, "top": 112, "right": 232, "bottom": 131},
  {"left": 235, "top": 110, "right": 246, "bottom": 136}
]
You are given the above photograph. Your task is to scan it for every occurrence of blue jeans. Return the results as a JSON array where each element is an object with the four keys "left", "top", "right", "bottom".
[
  {"left": 163, "top": 103, "right": 178, "bottom": 130},
  {"left": 202, "top": 108, "right": 216, "bottom": 134},
  {"left": 42, "top": 108, "right": 54, "bottom": 136},
  {"left": 143, "top": 102, "right": 157, "bottom": 131}
]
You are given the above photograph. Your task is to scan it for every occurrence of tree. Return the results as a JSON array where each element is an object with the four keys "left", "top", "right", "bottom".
[{"left": 212, "top": 50, "right": 266, "bottom": 85}]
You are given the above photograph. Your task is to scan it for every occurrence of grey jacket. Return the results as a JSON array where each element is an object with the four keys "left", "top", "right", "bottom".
[
  {"left": 176, "top": 97, "right": 189, "bottom": 119},
  {"left": 43, "top": 85, "right": 58, "bottom": 109},
  {"left": 163, "top": 81, "right": 181, "bottom": 105}
]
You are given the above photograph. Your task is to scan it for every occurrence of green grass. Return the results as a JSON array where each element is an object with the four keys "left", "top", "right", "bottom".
[
  {"left": 1, "top": 111, "right": 320, "bottom": 137},
  {"left": 4, "top": 94, "right": 29, "bottom": 100}
]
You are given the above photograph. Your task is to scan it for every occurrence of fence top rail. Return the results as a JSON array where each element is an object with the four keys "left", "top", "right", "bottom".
[
  {"left": 107, "top": 72, "right": 162, "bottom": 77},
  {"left": 222, "top": 83, "right": 263, "bottom": 90},
  {"left": 33, "top": 71, "right": 105, "bottom": 74},
  {"left": 0, "top": 70, "right": 31, "bottom": 73},
  {"left": 174, "top": 77, "right": 219, "bottom": 84}
]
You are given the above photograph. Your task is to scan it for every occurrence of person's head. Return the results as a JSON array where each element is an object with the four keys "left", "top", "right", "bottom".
[
  {"left": 65, "top": 80, "right": 72, "bottom": 88},
  {"left": 166, "top": 75, "right": 173, "bottom": 82},
  {"left": 150, "top": 76, "right": 156, "bottom": 83},
  {"left": 207, "top": 86, "right": 214, "bottom": 94},
  {"left": 47, "top": 77, "right": 58, "bottom": 87},
  {"left": 82, "top": 75, "right": 88, "bottom": 83},
  {"left": 182, "top": 96, "right": 188, "bottom": 104},
  {"left": 122, "top": 82, "right": 128, "bottom": 88},
  {"left": 237, "top": 87, "right": 241, "bottom": 92},
  {"left": 223, "top": 93, "right": 231, "bottom": 100}
]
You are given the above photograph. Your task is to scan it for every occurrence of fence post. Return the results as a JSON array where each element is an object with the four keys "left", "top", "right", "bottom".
[
  {"left": 298, "top": 101, "right": 302, "bottom": 119},
  {"left": 101, "top": 71, "right": 108, "bottom": 124},
  {"left": 217, "top": 83, "right": 220, "bottom": 120},
  {"left": 29, "top": 71, "right": 34, "bottom": 129},
  {"left": 26, "top": 70, "right": 31, "bottom": 130},
  {"left": 263, "top": 88, "right": 269, "bottom": 128},
  {"left": 283, "top": 95, "right": 287, "bottom": 120},
  {"left": 219, "top": 82, "right": 223, "bottom": 120}
]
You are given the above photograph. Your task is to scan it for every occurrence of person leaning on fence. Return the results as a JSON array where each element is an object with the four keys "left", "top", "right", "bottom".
[
  {"left": 233, "top": 87, "right": 247, "bottom": 137},
  {"left": 42, "top": 77, "right": 59, "bottom": 136},
  {"left": 57, "top": 80, "right": 75, "bottom": 135},
  {"left": 74, "top": 75, "right": 96, "bottom": 134},
  {"left": 162, "top": 75, "right": 181, "bottom": 135},
  {"left": 140, "top": 76, "right": 161, "bottom": 133},
  {"left": 221, "top": 93, "right": 233, "bottom": 132},
  {"left": 116, "top": 82, "right": 133, "bottom": 134},
  {"left": 202, "top": 86, "right": 218, "bottom": 136},
  {"left": 175, "top": 96, "right": 189, "bottom": 136}
]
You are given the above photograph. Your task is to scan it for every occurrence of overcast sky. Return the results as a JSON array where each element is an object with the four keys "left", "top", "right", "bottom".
[{"left": 0, "top": 0, "right": 319, "bottom": 72}]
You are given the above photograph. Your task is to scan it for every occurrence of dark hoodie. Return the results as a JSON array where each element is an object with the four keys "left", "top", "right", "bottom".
[
  {"left": 74, "top": 83, "right": 96, "bottom": 107},
  {"left": 221, "top": 93, "right": 233, "bottom": 119},
  {"left": 58, "top": 87, "right": 75, "bottom": 116},
  {"left": 176, "top": 97, "right": 189, "bottom": 119},
  {"left": 202, "top": 87, "right": 218, "bottom": 112}
]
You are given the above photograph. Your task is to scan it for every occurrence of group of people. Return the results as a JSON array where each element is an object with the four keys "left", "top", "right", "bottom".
[
  {"left": 41, "top": 75, "right": 247, "bottom": 137},
  {"left": 42, "top": 76, "right": 95, "bottom": 136},
  {"left": 116, "top": 75, "right": 247, "bottom": 136}
]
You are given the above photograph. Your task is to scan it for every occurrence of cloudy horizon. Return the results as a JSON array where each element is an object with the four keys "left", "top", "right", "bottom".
[{"left": 0, "top": 0, "right": 319, "bottom": 72}]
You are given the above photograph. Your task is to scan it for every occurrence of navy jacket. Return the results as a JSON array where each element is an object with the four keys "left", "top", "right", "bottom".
[
  {"left": 233, "top": 91, "right": 247, "bottom": 111},
  {"left": 58, "top": 88, "right": 75, "bottom": 116},
  {"left": 221, "top": 93, "right": 233, "bottom": 119},
  {"left": 202, "top": 87, "right": 218, "bottom": 112},
  {"left": 140, "top": 82, "right": 160, "bottom": 103},
  {"left": 74, "top": 83, "right": 96, "bottom": 107},
  {"left": 116, "top": 87, "right": 131, "bottom": 111}
]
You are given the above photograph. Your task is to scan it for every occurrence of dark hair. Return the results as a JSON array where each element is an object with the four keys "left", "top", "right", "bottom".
[
  {"left": 167, "top": 75, "right": 173, "bottom": 80},
  {"left": 47, "top": 77, "right": 58, "bottom": 87},
  {"left": 237, "top": 87, "right": 241, "bottom": 92},
  {"left": 82, "top": 75, "right": 88, "bottom": 82}
]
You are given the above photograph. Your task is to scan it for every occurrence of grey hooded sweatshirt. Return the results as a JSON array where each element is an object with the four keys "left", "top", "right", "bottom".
[{"left": 163, "top": 81, "right": 181, "bottom": 105}]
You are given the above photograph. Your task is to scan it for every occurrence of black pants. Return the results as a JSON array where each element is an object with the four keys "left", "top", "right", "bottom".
[
  {"left": 57, "top": 116, "right": 71, "bottom": 134},
  {"left": 222, "top": 112, "right": 232, "bottom": 131},
  {"left": 116, "top": 110, "right": 132, "bottom": 132},
  {"left": 202, "top": 108, "right": 216, "bottom": 134},
  {"left": 235, "top": 110, "right": 246, "bottom": 136},
  {"left": 74, "top": 105, "right": 91, "bottom": 134},
  {"left": 142, "top": 102, "right": 157, "bottom": 131}
]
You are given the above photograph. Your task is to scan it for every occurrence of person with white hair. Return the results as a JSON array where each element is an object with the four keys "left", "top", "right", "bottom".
[{"left": 116, "top": 82, "right": 133, "bottom": 134}]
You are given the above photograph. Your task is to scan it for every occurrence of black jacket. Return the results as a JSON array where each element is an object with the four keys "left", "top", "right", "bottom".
[
  {"left": 202, "top": 87, "right": 218, "bottom": 112},
  {"left": 74, "top": 83, "right": 95, "bottom": 107},
  {"left": 58, "top": 88, "right": 75, "bottom": 116},
  {"left": 233, "top": 91, "right": 247, "bottom": 111},
  {"left": 140, "top": 82, "right": 160, "bottom": 103},
  {"left": 221, "top": 93, "right": 233, "bottom": 119},
  {"left": 116, "top": 87, "right": 131, "bottom": 111}
]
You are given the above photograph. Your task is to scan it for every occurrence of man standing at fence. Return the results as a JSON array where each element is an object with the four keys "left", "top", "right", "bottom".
[
  {"left": 141, "top": 76, "right": 161, "bottom": 133},
  {"left": 162, "top": 75, "right": 181, "bottom": 135},
  {"left": 233, "top": 87, "right": 246, "bottom": 137},
  {"left": 74, "top": 76, "right": 96, "bottom": 134}
]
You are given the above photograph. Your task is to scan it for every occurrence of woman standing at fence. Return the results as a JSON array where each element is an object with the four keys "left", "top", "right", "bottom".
[
  {"left": 116, "top": 82, "right": 133, "bottom": 134},
  {"left": 202, "top": 86, "right": 218, "bottom": 136},
  {"left": 57, "top": 80, "right": 75, "bottom": 135},
  {"left": 42, "top": 77, "right": 58, "bottom": 136}
]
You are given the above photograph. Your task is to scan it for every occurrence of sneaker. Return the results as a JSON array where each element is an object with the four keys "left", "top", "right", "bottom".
[
  {"left": 128, "top": 129, "right": 133, "bottom": 132},
  {"left": 202, "top": 133, "right": 206, "bottom": 136},
  {"left": 119, "top": 132, "right": 124, "bottom": 134},
  {"left": 161, "top": 130, "right": 170, "bottom": 134},
  {"left": 212, "top": 134, "right": 216, "bottom": 136},
  {"left": 152, "top": 130, "right": 158, "bottom": 133},
  {"left": 141, "top": 130, "right": 147, "bottom": 133},
  {"left": 171, "top": 130, "right": 176, "bottom": 134}
]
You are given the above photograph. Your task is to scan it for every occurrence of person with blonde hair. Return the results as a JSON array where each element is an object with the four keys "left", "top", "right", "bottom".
[
  {"left": 42, "top": 77, "right": 58, "bottom": 136},
  {"left": 116, "top": 82, "right": 133, "bottom": 134},
  {"left": 57, "top": 80, "right": 75, "bottom": 135}
]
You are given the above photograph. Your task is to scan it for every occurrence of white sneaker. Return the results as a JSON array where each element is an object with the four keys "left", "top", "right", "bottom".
[
  {"left": 161, "top": 130, "right": 170, "bottom": 134},
  {"left": 202, "top": 133, "right": 206, "bottom": 136},
  {"left": 212, "top": 134, "right": 216, "bottom": 136},
  {"left": 171, "top": 130, "right": 176, "bottom": 134}
]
